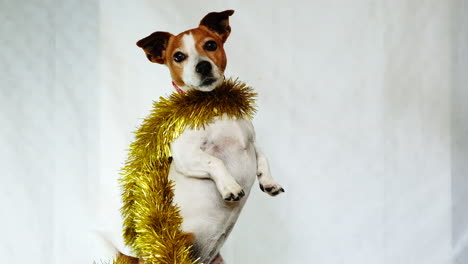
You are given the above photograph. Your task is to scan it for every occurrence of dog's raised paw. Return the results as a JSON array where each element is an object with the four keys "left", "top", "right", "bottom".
[
  {"left": 220, "top": 182, "right": 245, "bottom": 202},
  {"left": 259, "top": 181, "right": 285, "bottom": 196}
]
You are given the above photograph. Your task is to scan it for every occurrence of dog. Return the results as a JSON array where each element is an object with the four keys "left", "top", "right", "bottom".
[{"left": 130, "top": 10, "right": 284, "bottom": 263}]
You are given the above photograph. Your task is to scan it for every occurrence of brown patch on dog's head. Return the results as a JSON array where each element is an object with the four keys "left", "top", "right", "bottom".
[{"left": 163, "top": 35, "right": 185, "bottom": 86}]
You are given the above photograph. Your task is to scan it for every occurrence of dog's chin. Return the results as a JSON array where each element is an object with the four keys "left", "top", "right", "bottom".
[{"left": 192, "top": 77, "right": 223, "bottom": 92}]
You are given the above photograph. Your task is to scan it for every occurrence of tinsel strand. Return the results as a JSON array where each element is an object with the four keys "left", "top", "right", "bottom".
[{"left": 118, "top": 78, "right": 257, "bottom": 264}]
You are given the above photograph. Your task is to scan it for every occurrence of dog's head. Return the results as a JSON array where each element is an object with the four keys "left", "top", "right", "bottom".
[{"left": 137, "top": 10, "right": 234, "bottom": 92}]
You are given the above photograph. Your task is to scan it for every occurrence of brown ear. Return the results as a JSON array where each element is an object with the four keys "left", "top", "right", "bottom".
[
  {"left": 199, "top": 10, "right": 234, "bottom": 42},
  {"left": 136, "top": 31, "right": 173, "bottom": 64}
]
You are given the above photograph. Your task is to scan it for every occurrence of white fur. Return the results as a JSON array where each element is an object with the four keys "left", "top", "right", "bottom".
[
  {"left": 180, "top": 33, "right": 223, "bottom": 92},
  {"left": 169, "top": 114, "right": 282, "bottom": 263}
]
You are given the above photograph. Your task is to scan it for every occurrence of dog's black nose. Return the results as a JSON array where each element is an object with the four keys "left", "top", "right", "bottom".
[{"left": 195, "top": 61, "right": 212, "bottom": 76}]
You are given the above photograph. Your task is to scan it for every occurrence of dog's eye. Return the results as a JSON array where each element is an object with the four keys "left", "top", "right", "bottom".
[
  {"left": 173, "top": 52, "right": 186, "bottom": 62},
  {"left": 204, "top": 41, "right": 217, "bottom": 51}
]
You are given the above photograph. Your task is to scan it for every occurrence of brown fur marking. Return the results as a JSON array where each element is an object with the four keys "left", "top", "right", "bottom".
[{"left": 117, "top": 253, "right": 140, "bottom": 264}]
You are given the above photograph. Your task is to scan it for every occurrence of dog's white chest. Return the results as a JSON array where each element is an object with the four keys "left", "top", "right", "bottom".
[
  {"left": 168, "top": 115, "right": 257, "bottom": 262},
  {"left": 199, "top": 117, "right": 255, "bottom": 183}
]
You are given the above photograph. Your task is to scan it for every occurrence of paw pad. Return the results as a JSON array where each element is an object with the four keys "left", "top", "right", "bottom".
[
  {"left": 259, "top": 183, "right": 285, "bottom": 196},
  {"left": 224, "top": 189, "right": 245, "bottom": 201}
]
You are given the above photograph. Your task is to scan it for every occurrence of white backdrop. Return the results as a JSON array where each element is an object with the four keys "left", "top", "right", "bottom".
[{"left": 1, "top": 0, "right": 467, "bottom": 264}]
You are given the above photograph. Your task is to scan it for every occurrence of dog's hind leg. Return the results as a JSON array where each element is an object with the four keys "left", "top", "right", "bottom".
[{"left": 210, "top": 254, "right": 224, "bottom": 264}]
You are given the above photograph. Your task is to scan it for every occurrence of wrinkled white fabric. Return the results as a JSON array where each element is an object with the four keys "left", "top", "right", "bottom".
[{"left": 0, "top": 0, "right": 467, "bottom": 264}]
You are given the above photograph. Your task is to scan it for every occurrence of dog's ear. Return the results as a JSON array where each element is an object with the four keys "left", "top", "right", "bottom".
[
  {"left": 136, "top": 31, "right": 173, "bottom": 64},
  {"left": 199, "top": 10, "right": 234, "bottom": 43}
]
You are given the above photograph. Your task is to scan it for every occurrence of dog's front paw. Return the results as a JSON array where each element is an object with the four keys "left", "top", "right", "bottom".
[
  {"left": 219, "top": 181, "right": 245, "bottom": 202},
  {"left": 259, "top": 179, "right": 285, "bottom": 196}
]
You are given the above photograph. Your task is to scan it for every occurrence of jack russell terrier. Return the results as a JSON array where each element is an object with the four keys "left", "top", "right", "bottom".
[{"left": 124, "top": 10, "right": 284, "bottom": 264}]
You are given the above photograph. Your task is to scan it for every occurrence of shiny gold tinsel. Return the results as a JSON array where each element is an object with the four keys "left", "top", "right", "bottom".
[
  {"left": 112, "top": 254, "right": 138, "bottom": 264},
  {"left": 118, "top": 78, "right": 256, "bottom": 264}
]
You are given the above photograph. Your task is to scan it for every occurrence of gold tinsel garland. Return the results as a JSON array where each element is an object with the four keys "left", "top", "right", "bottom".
[{"left": 116, "top": 78, "right": 257, "bottom": 264}]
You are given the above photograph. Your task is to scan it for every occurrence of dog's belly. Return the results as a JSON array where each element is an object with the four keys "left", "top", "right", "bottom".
[{"left": 169, "top": 119, "right": 257, "bottom": 263}]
